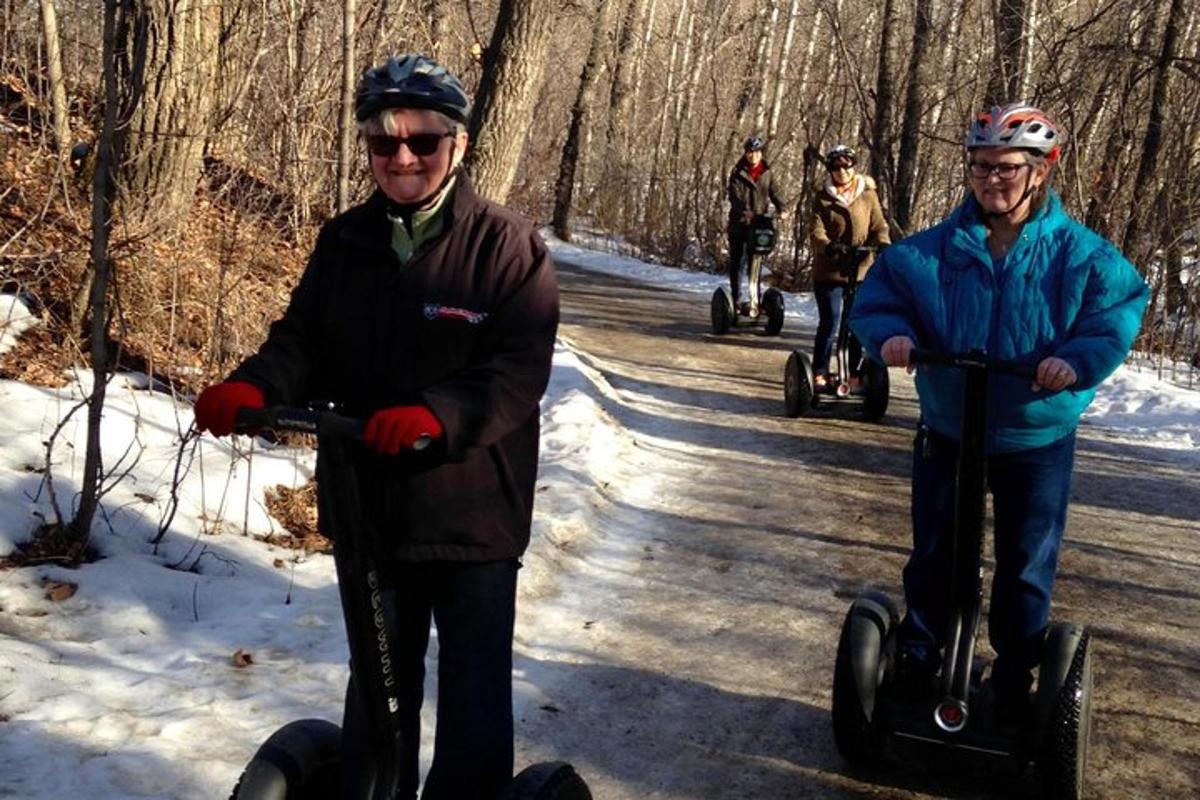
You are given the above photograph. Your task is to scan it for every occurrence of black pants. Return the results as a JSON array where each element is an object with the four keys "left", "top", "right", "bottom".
[
  {"left": 727, "top": 223, "right": 750, "bottom": 303},
  {"left": 340, "top": 558, "right": 520, "bottom": 799}
]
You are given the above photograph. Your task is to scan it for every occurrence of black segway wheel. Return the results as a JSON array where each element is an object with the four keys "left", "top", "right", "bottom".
[
  {"left": 710, "top": 288, "right": 732, "bottom": 335},
  {"left": 784, "top": 350, "right": 814, "bottom": 417},
  {"left": 831, "top": 592, "right": 898, "bottom": 763},
  {"left": 860, "top": 358, "right": 890, "bottom": 422},
  {"left": 230, "top": 718, "right": 341, "bottom": 800},
  {"left": 1036, "top": 628, "right": 1093, "bottom": 800},
  {"left": 500, "top": 761, "right": 592, "bottom": 800},
  {"left": 762, "top": 288, "right": 785, "bottom": 336}
]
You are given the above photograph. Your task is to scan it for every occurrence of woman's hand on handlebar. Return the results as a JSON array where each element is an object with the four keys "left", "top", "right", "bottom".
[
  {"left": 1033, "top": 357, "right": 1077, "bottom": 392},
  {"left": 881, "top": 336, "right": 916, "bottom": 373}
]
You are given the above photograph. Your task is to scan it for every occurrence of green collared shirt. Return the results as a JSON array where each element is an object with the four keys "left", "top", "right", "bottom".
[{"left": 388, "top": 180, "right": 456, "bottom": 263}]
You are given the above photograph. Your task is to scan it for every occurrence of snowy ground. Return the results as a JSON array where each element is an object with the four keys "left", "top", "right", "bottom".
[{"left": 0, "top": 238, "right": 1197, "bottom": 798}]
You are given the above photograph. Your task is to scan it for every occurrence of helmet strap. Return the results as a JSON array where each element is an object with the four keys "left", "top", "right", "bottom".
[{"left": 385, "top": 140, "right": 462, "bottom": 219}]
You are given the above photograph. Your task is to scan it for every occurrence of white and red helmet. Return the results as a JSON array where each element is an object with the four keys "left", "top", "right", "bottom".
[{"left": 966, "top": 103, "right": 1062, "bottom": 163}]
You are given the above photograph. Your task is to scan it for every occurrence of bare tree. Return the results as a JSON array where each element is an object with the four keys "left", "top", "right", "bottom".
[
  {"left": 893, "top": 0, "right": 935, "bottom": 233},
  {"left": 869, "top": 0, "right": 901, "bottom": 209},
  {"left": 115, "top": 0, "right": 221, "bottom": 232},
  {"left": 468, "top": 0, "right": 556, "bottom": 203},
  {"left": 70, "top": 0, "right": 142, "bottom": 553},
  {"left": 38, "top": 0, "right": 70, "bottom": 160},
  {"left": 336, "top": 0, "right": 358, "bottom": 213},
  {"left": 553, "top": 0, "right": 620, "bottom": 240},
  {"left": 988, "top": 0, "right": 1030, "bottom": 105}
]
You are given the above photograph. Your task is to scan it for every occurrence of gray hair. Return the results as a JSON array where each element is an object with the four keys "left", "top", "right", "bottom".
[{"left": 358, "top": 108, "right": 465, "bottom": 137}]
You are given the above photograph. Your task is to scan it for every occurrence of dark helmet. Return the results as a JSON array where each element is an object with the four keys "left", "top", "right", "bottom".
[
  {"left": 744, "top": 136, "right": 765, "bottom": 152},
  {"left": 825, "top": 144, "right": 857, "bottom": 166},
  {"left": 355, "top": 54, "right": 472, "bottom": 125}
]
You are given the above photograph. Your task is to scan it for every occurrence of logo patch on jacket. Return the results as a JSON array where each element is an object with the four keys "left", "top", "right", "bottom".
[{"left": 423, "top": 304, "right": 488, "bottom": 324}]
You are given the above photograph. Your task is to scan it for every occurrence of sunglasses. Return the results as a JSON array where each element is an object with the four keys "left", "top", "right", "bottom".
[
  {"left": 366, "top": 132, "right": 454, "bottom": 158},
  {"left": 830, "top": 161, "right": 854, "bottom": 170}
]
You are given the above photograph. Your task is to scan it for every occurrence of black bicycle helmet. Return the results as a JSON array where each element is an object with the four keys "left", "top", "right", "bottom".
[
  {"left": 355, "top": 54, "right": 472, "bottom": 124},
  {"left": 825, "top": 144, "right": 857, "bottom": 166},
  {"left": 744, "top": 136, "right": 765, "bottom": 152}
]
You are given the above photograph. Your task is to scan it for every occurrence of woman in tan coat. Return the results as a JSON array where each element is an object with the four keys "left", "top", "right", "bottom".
[{"left": 809, "top": 144, "right": 890, "bottom": 390}]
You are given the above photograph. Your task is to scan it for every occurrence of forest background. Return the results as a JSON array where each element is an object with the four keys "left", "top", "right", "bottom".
[{"left": 0, "top": 0, "right": 1197, "bottom": 555}]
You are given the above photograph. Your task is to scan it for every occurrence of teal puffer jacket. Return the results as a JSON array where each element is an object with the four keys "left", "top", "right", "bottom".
[{"left": 850, "top": 190, "right": 1149, "bottom": 453}]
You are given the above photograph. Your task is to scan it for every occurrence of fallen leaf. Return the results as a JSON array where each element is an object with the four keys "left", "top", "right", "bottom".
[
  {"left": 273, "top": 559, "right": 285, "bottom": 569},
  {"left": 231, "top": 649, "right": 254, "bottom": 668},
  {"left": 43, "top": 581, "right": 77, "bottom": 602}
]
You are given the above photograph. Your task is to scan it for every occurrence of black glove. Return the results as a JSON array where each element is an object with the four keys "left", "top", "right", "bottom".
[{"left": 826, "top": 242, "right": 852, "bottom": 258}]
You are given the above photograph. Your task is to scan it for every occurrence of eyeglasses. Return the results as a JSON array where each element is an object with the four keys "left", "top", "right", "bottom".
[
  {"left": 366, "top": 132, "right": 453, "bottom": 158},
  {"left": 830, "top": 162, "right": 854, "bottom": 171},
  {"left": 967, "top": 161, "right": 1030, "bottom": 180}
]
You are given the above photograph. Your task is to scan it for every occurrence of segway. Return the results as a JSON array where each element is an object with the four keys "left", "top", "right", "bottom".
[
  {"left": 711, "top": 213, "right": 785, "bottom": 336},
  {"left": 784, "top": 245, "right": 888, "bottom": 421},
  {"left": 830, "top": 351, "right": 1094, "bottom": 799},
  {"left": 229, "top": 406, "right": 591, "bottom": 800}
]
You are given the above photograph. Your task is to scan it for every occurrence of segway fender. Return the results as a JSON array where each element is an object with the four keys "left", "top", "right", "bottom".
[
  {"left": 847, "top": 594, "right": 898, "bottom": 721},
  {"left": 230, "top": 718, "right": 341, "bottom": 800},
  {"left": 1034, "top": 622, "right": 1086, "bottom": 743},
  {"left": 500, "top": 761, "right": 592, "bottom": 800}
]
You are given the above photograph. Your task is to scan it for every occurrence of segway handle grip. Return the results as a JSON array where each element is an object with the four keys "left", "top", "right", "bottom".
[
  {"left": 909, "top": 349, "right": 1038, "bottom": 380},
  {"left": 234, "top": 406, "right": 365, "bottom": 440}
]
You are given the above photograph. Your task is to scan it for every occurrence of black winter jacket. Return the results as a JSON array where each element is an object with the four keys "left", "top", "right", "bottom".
[
  {"left": 230, "top": 176, "right": 559, "bottom": 562},
  {"left": 726, "top": 158, "right": 785, "bottom": 225}
]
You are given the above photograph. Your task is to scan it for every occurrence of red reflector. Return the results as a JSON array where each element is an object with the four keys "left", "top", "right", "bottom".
[{"left": 938, "top": 704, "right": 963, "bottom": 724}]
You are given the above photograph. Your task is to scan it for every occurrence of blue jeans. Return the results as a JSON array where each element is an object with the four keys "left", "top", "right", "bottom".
[
  {"left": 813, "top": 283, "right": 860, "bottom": 376},
  {"left": 340, "top": 558, "right": 520, "bottom": 800},
  {"left": 898, "top": 426, "right": 1076, "bottom": 694}
]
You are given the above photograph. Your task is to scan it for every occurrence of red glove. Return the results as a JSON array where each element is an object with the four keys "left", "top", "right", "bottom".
[
  {"left": 194, "top": 381, "right": 265, "bottom": 437},
  {"left": 363, "top": 405, "right": 444, "bottom": 455}
]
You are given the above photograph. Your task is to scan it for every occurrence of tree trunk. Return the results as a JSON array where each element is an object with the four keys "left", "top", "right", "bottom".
[
  {"left": 893, "top": 0, "right": 934, "bottom": 233},
  {"left": 987, "top": 0, "right": 1028, "bottom": 105},
  {"left": 752, "top": 0, "right": 781, "bottom": 134},
  {"left": 1122, "top": 0, "right": 1184, "bottom": 267},
  {"left": 336, "top": 0, "right": 357, "bottom": 214},
  {"left": 606, "top": 0, "right": 647, "bottom": 151},
  {"left": 116, "top": 0, "right": 221, "bottom": 233},
  {"left": 71, "top": 0, "right": 141, "bottom": 552},
  {"left": 869, "top": 0, "right": 900, "bottom": 209},
  {"left": 467, "top": 0, "right": 556, "bottom": 204},
  {"left": 38, "top": 0, "right": 70, "bottom": 160},
  {"left": 553, "top": 0, "right": 619, "bottom": 241},
  {"left": 766, "top": 0, "right": 800, "bottom": 143}
]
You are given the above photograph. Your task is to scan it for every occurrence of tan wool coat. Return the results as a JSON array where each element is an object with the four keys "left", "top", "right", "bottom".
[{"left": 809, "top": 173, "right": 891, "bottom": 284}]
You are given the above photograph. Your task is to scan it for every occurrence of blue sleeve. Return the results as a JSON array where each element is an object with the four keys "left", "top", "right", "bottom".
[
  {"left": 1055, "top": 240, "right": 1149, "bottom": 390},
  {"left": 849, "top": 248, "right": 920, "bottom": 363}
]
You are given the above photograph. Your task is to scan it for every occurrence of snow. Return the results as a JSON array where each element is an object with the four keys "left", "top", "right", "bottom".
[{"left": 0, "top": 233, "right": 1198, "bottom": 798}]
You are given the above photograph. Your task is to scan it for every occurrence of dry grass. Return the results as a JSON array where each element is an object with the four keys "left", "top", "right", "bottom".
[{"left": 262, "top": 481, "right": 329, "bottom": 554}]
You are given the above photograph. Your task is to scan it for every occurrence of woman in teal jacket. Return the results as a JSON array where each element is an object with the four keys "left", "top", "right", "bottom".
[{"left": 850, "top": 104, "right": 1148, "bottom": 713}]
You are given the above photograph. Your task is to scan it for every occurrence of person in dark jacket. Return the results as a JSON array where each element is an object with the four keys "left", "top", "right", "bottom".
[
  {"left": 726, "top": 136, "right": 787, "bottom": 316},
  {"left": 850, "top": 104, "right": 1148, "bottom": 717},
  {"left": 809, "top": 144, "right": 890, "bottom": 391},
  {"left": 193, "top": 54, "right": 559, "bottom": 799}
]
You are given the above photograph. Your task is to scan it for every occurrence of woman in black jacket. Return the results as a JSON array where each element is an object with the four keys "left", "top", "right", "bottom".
[
  {"left": 194, "top": 55, "right": 558, "bottom": 800},
  {"left": 726, "top": 136, "right": 787, "bottom": 316}
]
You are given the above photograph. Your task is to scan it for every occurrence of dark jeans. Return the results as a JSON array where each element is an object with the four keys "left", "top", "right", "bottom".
[
  {"left": 898, "top": 426, "right": 1077, "bottom": 695},
  {"left": 727, "top": 224, "right": 748, "bottom": 303},
  {"left": 340, "top": 558, "right": 520, "bottom": 800},
  {"left": 813, "top": 282, "right": 860, "bottom": 376}
]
